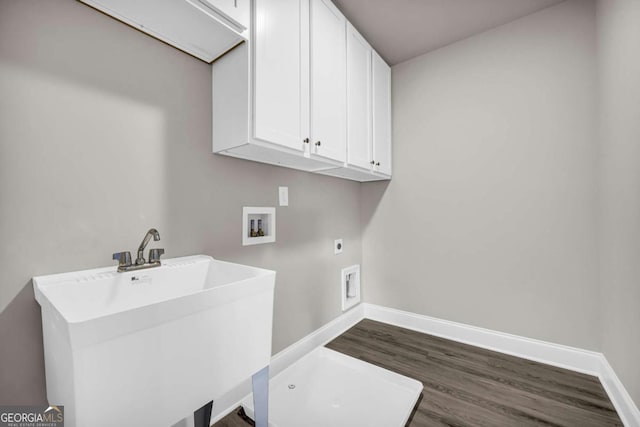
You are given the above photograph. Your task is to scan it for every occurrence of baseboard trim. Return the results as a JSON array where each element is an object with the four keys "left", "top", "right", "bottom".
[
  {"left": 209, "top": 304, "right": 366, "bottom": 424},
  {"left": 599, "top": 356, "right": 640, "bottom": 427},
  {"left": 363, "top": 304, "right": 603, "bottom": 375},
  {"left": 269, "top": 303, "right": 366, "bottom": 375},
  {"left": 363, "top": 303, "right": 640, "bottom": 427}
]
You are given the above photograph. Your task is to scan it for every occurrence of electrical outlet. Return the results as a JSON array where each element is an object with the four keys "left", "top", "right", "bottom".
[{"left": 334, "top": 239, "right": 343, "bottom": 254}]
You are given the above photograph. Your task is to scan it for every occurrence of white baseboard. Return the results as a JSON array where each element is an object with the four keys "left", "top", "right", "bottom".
[
  {"left": 207, "top": 302, "right": 639, "bottom": 427},
  {"left": 363, "top": 304, "right": 603, "bottom": 375},
  {"left": 269, "top": 303, "right": 365, "bottom": 376},
  {"left": 363, "top": 303, "right": 640, "bottom": 427},
  {"left": 599, "top": 357, "right": 640, "bottom": 427},
  {"left": 209, "top": 304, "right": 366, "bottom": 424}
]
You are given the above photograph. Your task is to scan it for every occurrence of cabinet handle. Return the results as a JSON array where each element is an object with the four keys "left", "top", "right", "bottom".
[
  {"left": 370, "top": 160, "right": 375, "bottom": 165},
  {"left": 315, "top": 141, "right": 321, "bottom": 147},
  {"left": 376, "top": 162, "right": 380, "bottom": 166},
  {"left": 303, "top": 138, "right": 309, "bottom": 144}
]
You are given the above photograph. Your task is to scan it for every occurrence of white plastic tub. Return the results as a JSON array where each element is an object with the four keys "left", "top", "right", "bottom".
[{"left": 242, "top": 347, "right": 423, "bottom": 427}]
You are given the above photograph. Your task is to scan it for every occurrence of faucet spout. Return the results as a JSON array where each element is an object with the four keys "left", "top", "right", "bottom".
[{"left": 136, "top": 228, "right": 160, "bottom": 265}]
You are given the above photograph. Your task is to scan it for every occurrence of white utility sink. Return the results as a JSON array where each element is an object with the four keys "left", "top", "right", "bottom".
[{"left": 33, "top": 255, "right": 275, "bottom": 427}]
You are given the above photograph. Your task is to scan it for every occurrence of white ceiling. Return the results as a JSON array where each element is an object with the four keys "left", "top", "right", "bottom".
[{"left": 332, "top": 0, "right": 565, "bottom": 65}]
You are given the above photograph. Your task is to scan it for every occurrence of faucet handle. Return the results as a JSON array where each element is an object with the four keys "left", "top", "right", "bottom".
[
  {"left": 112, "top": 251, "right": 132, "bottom": 267},
  {"left": 148, "top": 248, "right": 165, "bottom": 263}
]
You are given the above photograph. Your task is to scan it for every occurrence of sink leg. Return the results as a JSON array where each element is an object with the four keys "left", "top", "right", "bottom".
[
  {"left": 194, "top": 400, "right": 213, "bottom": 427},
  {"left": 252, "top": 366, "right": 269, "bottom": 427}
]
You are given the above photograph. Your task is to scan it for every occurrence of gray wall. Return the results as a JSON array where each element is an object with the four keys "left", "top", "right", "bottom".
[
  {"left": 0, "top": 0, "right": 361, "bottom": 404},
  {"left": 361, "top": 0, "right": 601, "bottom": 350},
  {"left": 597, "top": 0, "right": 640, "bottom": 405}
]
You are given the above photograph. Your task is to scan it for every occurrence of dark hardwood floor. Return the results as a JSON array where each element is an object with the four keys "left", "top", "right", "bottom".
[{"left": 214, "top": 319, "right": 622, "bottom": 427}]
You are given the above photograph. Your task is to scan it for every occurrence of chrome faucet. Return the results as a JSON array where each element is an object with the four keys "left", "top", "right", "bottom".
[
  {"left": 136, "top": 228, "right": 161, "bottom": 265},
  {"left": 112, "top": 228, "right": 165, "bottom": 272}
]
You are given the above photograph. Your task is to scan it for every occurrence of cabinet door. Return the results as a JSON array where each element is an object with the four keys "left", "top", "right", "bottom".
[
  {"left": 253, "top": 0, "right": 309, "bottom": 152},
  {"left": 310, "top": 0, "right": 347, "bottom": 163},
  {"left": 372, "top": 51, "right": 392, "bottom": 176},
  {"left": 346, "top": 23, "right": 372, "bottom": 170}
]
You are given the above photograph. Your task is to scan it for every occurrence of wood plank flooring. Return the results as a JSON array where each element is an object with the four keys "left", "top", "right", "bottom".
[{"left": 214, "top": 319, "right": 622, "bottom": 427}]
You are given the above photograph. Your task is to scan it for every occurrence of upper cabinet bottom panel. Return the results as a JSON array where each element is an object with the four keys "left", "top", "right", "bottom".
[
  {"left": 80, "top": 0, "right": 246, "bottom": 62},
  {"left": 218, "top": 143, "right": 336, "bottom": 173}
]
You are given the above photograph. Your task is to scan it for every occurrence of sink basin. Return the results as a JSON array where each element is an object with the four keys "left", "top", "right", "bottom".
[{"left": 33, "top": 255, "right": 275, "bottom": 427}]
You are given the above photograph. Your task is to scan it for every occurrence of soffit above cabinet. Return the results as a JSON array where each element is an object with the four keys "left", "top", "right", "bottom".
[{"left": 80, "top": 0, "right": 248, "bottom": 63}]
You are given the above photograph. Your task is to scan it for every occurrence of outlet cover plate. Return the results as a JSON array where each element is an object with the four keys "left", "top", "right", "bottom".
[
  {"left": 279, "top": 187, "right": 288, "bottom": 206},
  {"left": 334, "top": 239, "right": 343, "bottom": 254}
]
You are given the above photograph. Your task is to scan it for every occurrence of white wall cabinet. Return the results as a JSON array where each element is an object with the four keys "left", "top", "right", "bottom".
[
  {"left": 253, "top": 0, "right": 309, "bottom": 153},
  {"left": 346, "top": 23, "right": 372, "bottom": 171},
  {"left": 319, "top": 24, "right": 392, "bottom": 181},
  {"left": 213, "top": 0, "right": 333, "bottom": 173},
  {"left": 309, "top": 0, "right": 347, "bottom": 163},
  {"left": 372, "top": 51, "right": 393, "bottom": 176},
  {"left": 212, "top": 0, "right": 392, "bottom": 181}
]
